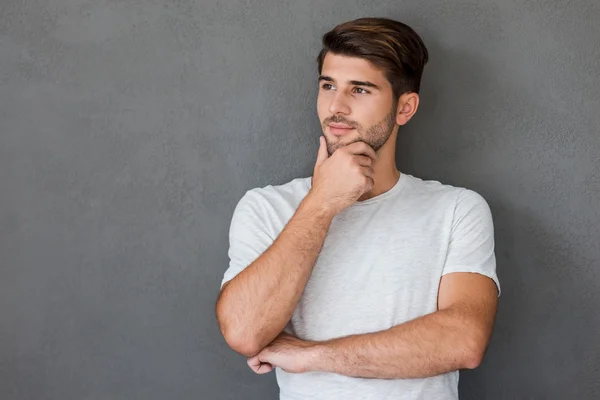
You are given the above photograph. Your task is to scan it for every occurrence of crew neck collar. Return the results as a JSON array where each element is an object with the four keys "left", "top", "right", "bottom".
[{"left": 305, "top": 172, "right": 408, "bottom": 206}]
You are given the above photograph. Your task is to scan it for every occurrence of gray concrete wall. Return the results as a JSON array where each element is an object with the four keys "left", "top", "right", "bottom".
[{"left": 1, "top": 0, "right": 598, "bottom": 399}]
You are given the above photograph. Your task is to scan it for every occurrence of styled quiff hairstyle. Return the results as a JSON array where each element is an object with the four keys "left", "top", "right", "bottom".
[{"left": 317, "top": 18, "right": 429, "bottom": 99}]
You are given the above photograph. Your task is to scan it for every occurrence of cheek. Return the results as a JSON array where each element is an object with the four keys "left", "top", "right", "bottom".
[
  {"left": 361, "top": 101, "right": 390, "bottom": 124},
  {"left": 316, "top": 96, "right": 328, "bottom": 120},
  {"left": 352, "top": 108, "right": 374, "bottom": 128}
]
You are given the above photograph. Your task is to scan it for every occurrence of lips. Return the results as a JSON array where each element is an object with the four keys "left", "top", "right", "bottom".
[{"left": 328, "top": 123, "right": 354, "bottom": 136}]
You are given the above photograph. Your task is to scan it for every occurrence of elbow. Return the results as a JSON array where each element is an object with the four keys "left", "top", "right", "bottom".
[
  {"left": 461, "top": 333, "right": 488, "bottom": 370},
  {"left": 216, "top": 302, "right": 262, "bottom": 357},
  {"left": 463, "top": 349, "right": 485, "bottom": 369},
  {"left": 220, "top": 326, "right": 263, "bottom": 357}
]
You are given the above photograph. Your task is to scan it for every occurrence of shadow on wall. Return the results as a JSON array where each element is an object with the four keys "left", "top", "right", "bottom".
[
  {"left": 396, "top": 39, "right": 501, "bottom": 182},
  {"left": 397, "top": 24, "right": 600, "bottom": 399},
  {"left": 461, "top": 201, "right": 599, "bottom": 399}
]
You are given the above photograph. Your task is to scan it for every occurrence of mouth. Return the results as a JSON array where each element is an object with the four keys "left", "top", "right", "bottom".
[{"left": 328, "top": 123, "right": 354, "bottom": 136}]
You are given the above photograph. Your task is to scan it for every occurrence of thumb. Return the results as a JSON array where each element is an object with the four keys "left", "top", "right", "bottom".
[{"left": 315, "top": 136, "right": 329, "bottom": 166}]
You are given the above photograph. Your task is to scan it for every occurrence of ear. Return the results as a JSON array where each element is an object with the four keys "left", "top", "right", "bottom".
[{"left": 395, "top": 92, "right": 420, "bottom": 126}]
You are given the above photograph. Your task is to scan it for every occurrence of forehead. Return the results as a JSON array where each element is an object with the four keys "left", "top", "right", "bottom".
[{"left": 321, "top": 53, "right": 390, "bottom": 88}]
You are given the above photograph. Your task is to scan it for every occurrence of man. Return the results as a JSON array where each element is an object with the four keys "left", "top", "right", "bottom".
[{"left": 216, "top": 17, "right": 500, "bottom": 400}]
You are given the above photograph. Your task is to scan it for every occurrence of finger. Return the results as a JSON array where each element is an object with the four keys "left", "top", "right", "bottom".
[
  {"left": 363, "top": 174, "right": 375, "bottom": 191},
  {"left": 354, "top": 155, "right": 372, "bottom": 167},
  {"left": 345, "top": 142, "right": 377, "bottom": 161},
  {"left": 358, "top": 166, "right": 375, "bottom": 191},
  {"left": 257, "top": 363, "right": 273, "bottom": 374},
  {"left": 247, "top": 356, "right": 273, "bottom": 374},
  {"left": 247, "top": 356, "right": 261, "bottom": 372},
  {"left": 315, "top": 136, "right": 329, "bottom": 166},
  {"left": 360, "top": 166, "right": 374, "bottom": 180}
]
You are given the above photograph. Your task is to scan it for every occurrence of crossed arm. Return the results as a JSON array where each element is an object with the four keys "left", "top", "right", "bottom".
[
  {"left": 216, "top": 186, "right": 499, "bottom": 379},
  {"left": 246, "top": 272, "right": 498, "bottom": 379}
]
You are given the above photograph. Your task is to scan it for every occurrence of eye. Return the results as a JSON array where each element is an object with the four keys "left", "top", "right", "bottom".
[
  {"left": 353, "top": 87, "right": 370, "bottom": 94},
  {"left": 321, "top": 83, "right": 335, "bottom": 90}
]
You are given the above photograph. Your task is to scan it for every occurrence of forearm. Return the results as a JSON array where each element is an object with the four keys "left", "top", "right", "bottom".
[
  {"left": 313, "top": 307, "right": 488, "bottom": 379},
  {"left": 217, "top": 192, "right": 334, "bottom": 356}
]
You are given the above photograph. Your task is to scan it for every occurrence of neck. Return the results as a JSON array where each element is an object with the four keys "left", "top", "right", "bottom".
[{"left": 358, "top": 129, "right": 400, "bottom": 201}]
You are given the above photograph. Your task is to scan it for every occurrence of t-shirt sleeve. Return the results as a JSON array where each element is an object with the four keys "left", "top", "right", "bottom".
[
  {"left": 442, "top": 189, "right": 501, "bottom": 296},
  {"left": 220, "top": 190, "right": 275, "bottom": 289}
]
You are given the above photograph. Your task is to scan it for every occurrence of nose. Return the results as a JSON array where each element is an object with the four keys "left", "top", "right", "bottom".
[{"left": 329, "top": 92, "right": 351, "bottom": 115}]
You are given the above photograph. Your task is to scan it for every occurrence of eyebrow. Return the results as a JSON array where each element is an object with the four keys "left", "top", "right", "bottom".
[{"left": 318, "top": 75, "right": 380, "bottom": 90}]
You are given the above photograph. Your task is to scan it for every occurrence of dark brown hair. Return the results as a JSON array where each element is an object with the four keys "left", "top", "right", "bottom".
[{"left": 317, "top": 18, "right": 429, "bottom": 98}]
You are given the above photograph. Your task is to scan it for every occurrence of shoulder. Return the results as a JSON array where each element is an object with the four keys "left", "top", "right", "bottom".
[
  {"left": 234, "top": 176, "right": 311, "bottom": 215},
  {"left": 403, "top": 174, "right": 491, "bottom": 215}
]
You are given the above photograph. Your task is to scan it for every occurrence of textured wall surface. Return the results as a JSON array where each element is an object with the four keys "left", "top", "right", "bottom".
[{"left": 1, "top": 0, "right": 599, "bottom": 399}]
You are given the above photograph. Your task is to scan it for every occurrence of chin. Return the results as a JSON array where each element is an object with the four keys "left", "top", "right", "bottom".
[
  {"left": 326, "top": 132, "right": 357, "bottom": 144},
  {"left": 326, "top": 140, "right": 355, "bottom": 155}
]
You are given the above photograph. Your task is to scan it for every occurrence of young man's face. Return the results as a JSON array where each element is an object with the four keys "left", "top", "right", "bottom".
[{"left": 317, "top": 52, "right": 398, "bottom": 156}]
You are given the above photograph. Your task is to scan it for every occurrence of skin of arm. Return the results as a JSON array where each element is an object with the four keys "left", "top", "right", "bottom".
[
  {"left": 247, "top": 272, "right": 498, "bottom": 378},
  {"left": 216, "top": 193, "right": 335, "bottom": 357},
  {"left": 216, "top": 139, "right": 377, "bottom": 357}
]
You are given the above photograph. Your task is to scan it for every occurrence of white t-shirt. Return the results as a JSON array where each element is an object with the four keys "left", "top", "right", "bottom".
[{"left": 221, "top": 173, "right": 500, "bottom": 400}]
